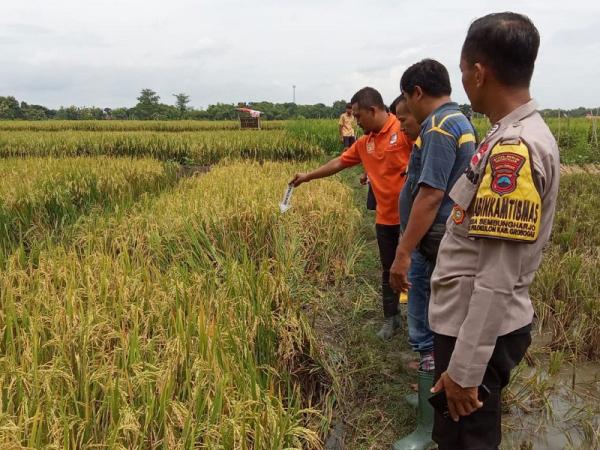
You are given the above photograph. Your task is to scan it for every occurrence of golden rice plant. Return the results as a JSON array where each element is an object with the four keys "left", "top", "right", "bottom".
[
  {"left": 0, "top": 130, "right": 323, "bottom": 163},
  {"left": 0, "top": 161, "right": 362, "bottom": 449},
  {"left": 0, "top": 157, "right": 178, "bottom": 263},
  {"left": 0, "top": 120, "right": 286, "bottom": 132}
]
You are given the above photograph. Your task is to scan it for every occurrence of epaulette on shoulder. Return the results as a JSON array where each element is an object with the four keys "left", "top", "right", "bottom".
[{"left": 499, "top": 121, "right": 524, "bottom": 145}]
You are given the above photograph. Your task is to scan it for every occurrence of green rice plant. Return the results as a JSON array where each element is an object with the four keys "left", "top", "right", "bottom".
[
  {"left": 0, "top": 157, "right": 178, "bottom": 263},
  {"left": 4, "top": 116, "right": 598, "bottom": 163},
  {"left": 0, "top": 161, "right": 362, "bottom": 449},
  {"left": 0, "top": 120, "right": 286, "bottom": 132},
  {"left": 473, "top": 116, "right": 600, "bottom": 164},
  {"left": 0, "top": 130, "right": 323, "bottom": 164},
  {"left": 287, "top": 119, "right": 354, "bottom": 155},
  {"left": 471, "top": 117, "right": 490, "bottom": 142},
  {"left": 531, "top": 174, "right": 600, "bottom": 360},
  {"left": 545, "top": 117, "right": 599, "bottom": 164}
]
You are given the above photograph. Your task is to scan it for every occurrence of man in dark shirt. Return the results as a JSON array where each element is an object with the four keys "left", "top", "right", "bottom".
[{"left": 390, "top": 59, "right": 476, "bottom": 450}]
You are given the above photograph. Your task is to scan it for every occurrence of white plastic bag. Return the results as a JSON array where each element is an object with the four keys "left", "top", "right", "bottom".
[{"left": 279, "top": 184, "right": 294, "bottom": 213}]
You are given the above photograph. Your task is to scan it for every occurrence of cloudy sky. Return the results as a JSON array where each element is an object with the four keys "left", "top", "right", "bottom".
[{"left": 1, "top": 0, "right": 598, "bottom": 110}]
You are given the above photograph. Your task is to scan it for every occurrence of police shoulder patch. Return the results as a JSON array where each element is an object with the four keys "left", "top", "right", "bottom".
[
  {"left": 468, "top": 140, "right": 542, "bottom": 243},
  {"left": 451, "top": 205, "right": 465, "bottom": 225},
  {"left": 489, "top": 152, "right": 525, "bottom": 195}
]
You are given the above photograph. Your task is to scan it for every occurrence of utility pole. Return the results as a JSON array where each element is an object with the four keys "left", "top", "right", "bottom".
[{"left": 292, "top": 85, "right": 296, "bottom": 104}]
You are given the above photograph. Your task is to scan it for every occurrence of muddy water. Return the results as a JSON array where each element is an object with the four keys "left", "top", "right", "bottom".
[{"left": 502, "top": 361, "right": 600, "bottom": 449}]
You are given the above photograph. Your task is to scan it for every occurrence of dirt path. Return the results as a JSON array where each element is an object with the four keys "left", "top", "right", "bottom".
[{"left": 309, "top": 168, "right": 419, "bottom": 449}]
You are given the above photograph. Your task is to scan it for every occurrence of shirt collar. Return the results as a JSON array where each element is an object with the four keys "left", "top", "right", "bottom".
[
  {"left": 369, "top": 113, "right": 395, "bottom": 138},
  {"left": 420, "top": 101, "right": 459, "bottom": 128},
  {"left": 496, "top": 99, "right": 538, "bottom": 127}
]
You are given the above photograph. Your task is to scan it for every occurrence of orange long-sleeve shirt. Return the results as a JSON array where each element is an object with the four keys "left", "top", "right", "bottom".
[{"left": 340, "top": 114, "right": 412, "bottom": 225}]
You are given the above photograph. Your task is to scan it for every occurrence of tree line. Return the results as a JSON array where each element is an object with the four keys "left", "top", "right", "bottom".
[
  {"left": 0, "top": 89, "right": 349, "bottom": 121},
  {"left": 0, "top": 89, "right": 597, "bottom": 121}
]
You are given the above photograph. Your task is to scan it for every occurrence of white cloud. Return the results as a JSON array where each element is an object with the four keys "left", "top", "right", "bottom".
[{"left": 0, "top": 0, "right": 598, "bottom": 109}]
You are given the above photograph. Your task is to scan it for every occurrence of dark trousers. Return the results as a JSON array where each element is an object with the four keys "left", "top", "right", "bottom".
[
  {"left": 433, "top": 325, "right": 532, "bottom": 450},
  {"left": 375, "top": 224, "right": 400, "bottom": 318},
  {"left": 366, "top": 183, "right": 377, "bottom": 210},
  {"left": 343, "top": 135, "right": 356, "bottom": 148}
]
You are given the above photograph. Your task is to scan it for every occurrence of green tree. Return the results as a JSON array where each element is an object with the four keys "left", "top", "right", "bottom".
[
  {"left": 458, "top": 103, "right": 473, "bottom": 117},
  {"left": 20, "top": 102, "right": 52, "bottom": 120},
  {"left": 55, "top": 106, "right": 80, "bottom": 120},
  {"left": 137, "top": 89, "right": 160, "bottom": 104},
  {"left": 332, "top": 100, "right": 347, "bottom": 117},
  {"left": 204, "top": 103, "right": 237, "bottom": 120},
  {"left": 0, "top": 96, "right": 23, "bottom": 119},
  {"left": 111, "top": 107, "right": 130, "bottom": 120},
  {"left": 133, "top": 89, "right": 161, "bottom": 119},
  {"left": 173, "top": 93, "right": 190, "bottom": 117}
]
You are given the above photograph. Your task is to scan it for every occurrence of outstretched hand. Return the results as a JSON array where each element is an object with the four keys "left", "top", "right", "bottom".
[{"left": 289, "top": 173, "right": 310, "bottom": 187}]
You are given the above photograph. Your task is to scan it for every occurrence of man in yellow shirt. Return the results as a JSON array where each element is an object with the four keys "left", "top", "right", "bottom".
[{"left": 339, "top": 103, "right": 357, "bottom": 148}]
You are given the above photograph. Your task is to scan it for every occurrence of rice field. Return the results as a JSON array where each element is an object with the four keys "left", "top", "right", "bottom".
[
  {"left": 0, "top": 120, "right": 286, "bottom": 132},
  {"left": 0, "top": 118, "right": 597, "bottom": 448},
  {"left": 1, "top": 117, "right": 597, "bottom": 163},
  {"left": 287, "top": 117, "right": 600, "bottom": 161},
  {"left": 0, "top": 157, "right": 178, "bottom": 264},
  {"left": 471, "top": 116, "right": 600, "bottom": 164},
  {"left": 0, "top": 130, "right": 322, "bottom": 164},
  {"left": 531, "top": 173, "right": 600, "bottom": 359},
  {"left": 0, "top": 160, "right": 362, "bottom": 448},
  {"left": 0, "top": 121, "right": 352, "bottom": 447}
]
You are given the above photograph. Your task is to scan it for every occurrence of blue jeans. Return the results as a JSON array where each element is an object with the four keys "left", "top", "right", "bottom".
[{"left": 407, "top": 249, "right": 434, "bottom": 354}]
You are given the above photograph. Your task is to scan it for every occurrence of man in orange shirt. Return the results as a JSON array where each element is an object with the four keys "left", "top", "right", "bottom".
[{"left": 291, "top": 87, "right": 412, "bottom": 339}]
